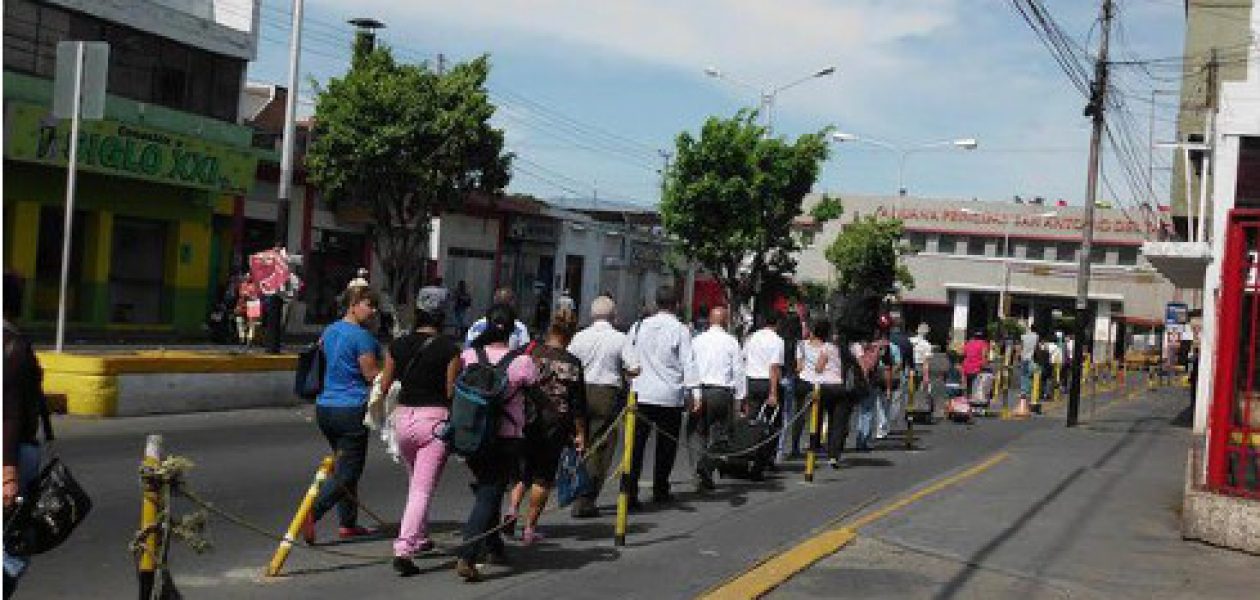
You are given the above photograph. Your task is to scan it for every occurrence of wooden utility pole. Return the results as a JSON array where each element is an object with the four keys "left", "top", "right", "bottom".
[{"left": 1068, "top": 0, "right": 1113, "bottom": 428}]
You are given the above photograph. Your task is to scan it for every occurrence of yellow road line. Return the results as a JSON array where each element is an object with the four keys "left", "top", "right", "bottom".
[{"left": 698, "top": 451, "right": 1010, "bottom": 600}]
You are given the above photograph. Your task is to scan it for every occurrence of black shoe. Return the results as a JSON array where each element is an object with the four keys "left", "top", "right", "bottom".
[
  {"left": 829, "top": 458, "right": 841, "bottom": 470},
  {"left": 393, "top": 557, "right": 420, "bottom": 577},
  {"left": 482, "top": 548, "right": 509, "bottom": 566},
  {"left": 788, "top": 451, "right": 804, "bottom": 460},
  {"left": 626, "top": 497, "right": 644, "bottom": 513},
  {"left": 652, "top": 491, "right": 676, "bottom": 504},
  {"left": 694, "top": 473, "right": 717, "bottom": 492}
]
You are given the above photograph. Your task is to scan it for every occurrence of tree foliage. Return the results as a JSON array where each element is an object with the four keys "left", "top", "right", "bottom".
[
  {"left": 660, "top": 111, "right": 831, "bottom": 317},
  {"left": 307, "top": 45, "right": 510, "bottom": 316},
  {"left": 824, "top": 216, "right": 915, "bottom": 296}
]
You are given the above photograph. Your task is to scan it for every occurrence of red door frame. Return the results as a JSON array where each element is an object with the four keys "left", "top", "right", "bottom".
[{"left": 1207, "top": 208, "right": 1260, "bottom": 496}]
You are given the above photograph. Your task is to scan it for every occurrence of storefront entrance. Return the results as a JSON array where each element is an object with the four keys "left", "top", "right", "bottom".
[{"left": 109, "top": 217, "right": 170, "bottom": 324}]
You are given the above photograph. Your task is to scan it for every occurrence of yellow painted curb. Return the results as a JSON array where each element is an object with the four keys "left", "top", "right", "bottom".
[
  {"left": 698, "top": 451, "right": 1010, "bottom": 600},
  {"left": 38, "top": 351, "right": 298, "bottom": 375},
  {"left": 42, "top": 372, "right": 118, "bottom": 417}
]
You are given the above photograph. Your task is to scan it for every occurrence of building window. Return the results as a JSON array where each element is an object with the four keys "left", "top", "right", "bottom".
[
  {"left": 1055, "top": 242, "right": 1078, "bottom": 263},
  {"left": 967, "top": 236, "right": 989, "bottom": 256},
  {"left": 1025, "top": 241, "right": 1046, "bottom": 260},
  {"left": 937, "top": 234, "right": 958, "bottom": 254},
  {"left": 1117, "top": 246, "right": 1139, "bottom": 265},
  {"left": 906, "top": 232, "right": 927, "bottom": 253},
  {"left": 1090, "top": 245, "right": 1109, "bottom": 265}
]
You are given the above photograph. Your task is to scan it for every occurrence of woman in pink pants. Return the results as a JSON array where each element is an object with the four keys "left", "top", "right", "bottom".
[{"left": 379, "top": 293, "right": 462, "bottom": 576}]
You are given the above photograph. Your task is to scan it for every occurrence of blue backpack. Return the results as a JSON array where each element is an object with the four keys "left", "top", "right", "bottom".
[{"left": 440, "top": 345, "right": 527, "bottom": 457}]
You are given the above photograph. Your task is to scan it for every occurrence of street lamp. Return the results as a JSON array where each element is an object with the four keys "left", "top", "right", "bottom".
[
  {"left": 960, "top": 207, "right": 1057, "bottom": 320},
  {"left": 831, "top": 132, "right": 978, "bottom": 197},
  {"left": 704, "top": 65, "right": 837, "bottom": 135}
]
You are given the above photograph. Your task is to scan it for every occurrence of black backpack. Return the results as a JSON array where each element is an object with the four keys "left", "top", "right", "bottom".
[{"left": 440, "top": 345, "right": 527, "bottom": 457}]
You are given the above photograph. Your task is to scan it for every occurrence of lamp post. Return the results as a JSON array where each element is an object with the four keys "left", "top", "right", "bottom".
[
  {"left": 832, "top": 132, "right": 978, "bottom": 198},
  {"left": 961, "top": 207, "right": 1057, "bottom": 320},
  {"left": 704, "top": 65, "right": 837, "bottom": 136}
]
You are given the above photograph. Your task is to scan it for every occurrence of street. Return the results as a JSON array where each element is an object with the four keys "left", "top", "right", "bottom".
[{"left": 25, "top": 394, "right": 1034, "bottom": 599}]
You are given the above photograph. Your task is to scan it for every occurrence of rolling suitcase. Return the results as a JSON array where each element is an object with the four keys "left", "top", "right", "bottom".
[{"left": 712, "top": 405, "right": 779, "bottom": 482}]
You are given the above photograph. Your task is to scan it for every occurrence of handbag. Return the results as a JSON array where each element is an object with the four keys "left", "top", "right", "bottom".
[
  {"left": 295, "top": 338, "right": 326, "bottom": 401},
  {"left": 3, "top": 397, "right": 92, "bottom": 556},
  {"left": 554, "top": 446, "right": 592, "bottom": 508}
]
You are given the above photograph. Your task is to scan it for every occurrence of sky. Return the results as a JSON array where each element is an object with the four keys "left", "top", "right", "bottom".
[{"left": 244, "top": 0, "right": 1188, "bottom": 211}]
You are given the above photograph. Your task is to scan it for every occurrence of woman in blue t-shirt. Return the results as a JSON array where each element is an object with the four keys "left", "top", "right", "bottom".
[{"left": 303, "top": 287, "right": 382, "bottom": 543}]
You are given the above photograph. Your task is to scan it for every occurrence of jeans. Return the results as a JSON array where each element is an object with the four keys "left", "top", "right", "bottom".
[
  {"left": 459, "top": 438, "right": 520, "bottom": 562},
  {"left": 312, "top": 405, "right": 370, "bottom": 528},
  {"left": 855, "top": 390, "right": 878, "bottom": 450},
  {"left": 1020, "top": 360, "right": 1036, "bottom": 397},
  {"left": 579, "top": 384, "right": 623, "bottom": 502},
  {"left": 777, "top": 377, "right": 806, "bottom": 459},
  {"left": 694, "top": 387, "right": 735, "bottom": 478},
  {"left": 393, "top": 406, "right": 450, "bottom": 557},
  {"left": 3, "top": 443, "right": 40, "bottom": 596},
  {"left": 264, "top": 295, "right": 285, "bottom": 353},
  {"left": 629, "top": 403, "right": 682, "bottom": 499}
]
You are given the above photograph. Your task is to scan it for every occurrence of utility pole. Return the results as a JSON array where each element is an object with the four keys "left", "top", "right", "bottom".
[
  {"left": 275, "top": 0, "right": 304, "bottom": 250},
  {"left": 1068, "top": 0, "right": 1113, "bottom": 428}
]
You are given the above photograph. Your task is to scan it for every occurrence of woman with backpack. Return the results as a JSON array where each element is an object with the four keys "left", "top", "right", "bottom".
[
  {"left": 455, "top": 303, "right": 538, "bottom": 583},
  {"left": 506, "top": 309, "right": 588, "bottom": 545},
  {"left": 381, "top": 292, "right": 462, "bottom": 576},
  {"left": 303, "top": 286, "right": 381, "bottom": 544}
]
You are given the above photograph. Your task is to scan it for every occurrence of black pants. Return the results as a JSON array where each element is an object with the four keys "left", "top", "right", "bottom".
[
  {"left": 581, "top": 384, "right": 623, "bottom": 500},
  {"left": 312, "top": 405, "right": 369, "bottom": 528},
  {"left": 815, "top": 384, "right": 855, "bottom": 458},
  {"left": 265, "top": 295, "right": 285, "bottom": 353},
  {"left": 746, "top": 378, "right": 782, "bottom": 435},
  {"left": 629, "top": 403, "right": 682, "bottom": 500},
  {"left": 694, "top": 387, "right": 736, "bottom": 478}
]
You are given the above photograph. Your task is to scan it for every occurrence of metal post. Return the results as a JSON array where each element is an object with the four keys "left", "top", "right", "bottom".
[
  {"left": 805, "top": 384, "right": 820, "bottom": 482},
  {"left": 55, "top": 42, "right": 84, "bottom": 353},
  {"left": 267, "top": 455, "right": 334, "bottom": 577},
  {"left": 138, "top": 435, "right": 163, "bottom": 599},
  {"left": 905, "top": 369, "right": 917, "bottom": 448},
  {"left": 1031, "top": 368, "right": 1043, "bottom": 414},
  {"left": 614, "top": 392, "right": 638, "bottom": 547},
  {"left": 275, "top": 0, "right": 305, "bottom": 247}
]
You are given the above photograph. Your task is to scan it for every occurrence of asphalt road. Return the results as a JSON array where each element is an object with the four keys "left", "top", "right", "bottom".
[{"left": 19, "top": 398, "right": 1039, "bottom": 599}]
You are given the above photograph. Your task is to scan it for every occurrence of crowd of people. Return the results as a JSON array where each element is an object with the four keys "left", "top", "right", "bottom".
[{"left": 303, "top": 277, "right": 974, "bottom": 584}]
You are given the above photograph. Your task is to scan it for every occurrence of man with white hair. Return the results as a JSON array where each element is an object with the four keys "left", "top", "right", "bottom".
[{"left": 565, "top": 295, "right": 627, "bottom": 518}]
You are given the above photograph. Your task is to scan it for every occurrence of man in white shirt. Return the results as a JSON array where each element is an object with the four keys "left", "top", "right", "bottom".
[
  {"left": 1018, "top": 324, "right": 1040, "bottom": 400},
  {"left": 689, "top": 306, "right": 746, "bottom": 492},
  {"left": 910, "top": 323, "right": 934, "bottom": 410},
  {"left": 464, "top": 288, "right": 531, "bottom": 349},
  {"left": 566, "top": 295, "right": 627, "bottom": 518},
  {"left": 744, "top": 313, "right": 784, "bottom": 413},
  {"left": 620, "top": 287, "right": 698, "bottom": 508}
]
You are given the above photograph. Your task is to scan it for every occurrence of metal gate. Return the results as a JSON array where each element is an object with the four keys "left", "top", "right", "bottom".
[{"left": 1208, "top": 209, "right": 1260, "bottom": 498}]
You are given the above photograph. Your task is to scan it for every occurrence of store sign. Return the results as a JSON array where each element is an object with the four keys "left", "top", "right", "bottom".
[
  {"left": 1165, "top": 302, "right": 1188, "bottom": 326},
  {"left": 873, "top": 206, "right": 1161, "bottom": 235},
  {"left": 5, "top": 102, "right": 257, "bottom": 194},
  {"left": 508, "top": 218, "right": 558, "bottom": 243}
]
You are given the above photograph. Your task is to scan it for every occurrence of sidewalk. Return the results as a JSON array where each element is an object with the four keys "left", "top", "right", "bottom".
[{"left": 770, "top": 388, "right": 1260, "bottom": 600}]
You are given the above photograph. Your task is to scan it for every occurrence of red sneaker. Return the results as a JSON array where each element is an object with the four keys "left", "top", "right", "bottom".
[{"left": 337, "top": 526, "right": 378, "bottom": 540}]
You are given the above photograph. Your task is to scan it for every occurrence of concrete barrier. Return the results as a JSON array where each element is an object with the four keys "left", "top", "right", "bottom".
[{"left": 38, "top": 351, "right": 300, "bottom": 417}]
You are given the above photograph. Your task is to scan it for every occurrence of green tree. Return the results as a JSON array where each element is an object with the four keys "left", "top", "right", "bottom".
[
  {"left": 660, "top": 111, "right": 831, "bottom": 319},
  {"left": 307, "top": 45, "right": 510, "bottom": 320},
  {"left": 824, "top": 216, "right": 915, "bottom": 296}
]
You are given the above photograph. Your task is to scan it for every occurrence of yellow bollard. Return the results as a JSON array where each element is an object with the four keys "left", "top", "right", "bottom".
[
  {"left": 1031, "top": 368, "right": 1043, "bottom": 414},
  {"left": 998, "top": 366, "right": 1011, "bottom": 420},
  {"left": 267, "top": 456, "right": 335, "bottom": 577},
  {"left": 805, "top": 384, "right": 820, "bottom": 482},
  {"left": 905, "top": 369, "right": 917, "bottom": 449},
  {"left": 614, "top": 391, "right": 638, "bottom": 547},
  {"left": 1147, "top": 365, "right": 1156, "bottom": 390},
  {"left": 139, "top": 435, "right": 163, "bottom": 600}
]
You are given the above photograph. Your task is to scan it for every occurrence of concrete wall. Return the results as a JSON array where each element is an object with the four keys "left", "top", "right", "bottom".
[{"left": 46, "top": 0, "right": 259, "bottom": 60}]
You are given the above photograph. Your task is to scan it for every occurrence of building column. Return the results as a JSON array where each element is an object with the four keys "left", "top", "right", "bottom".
[
  {"left": 1092, "top": 301, "right": 1113, "bottom": 361},
  {"left": 951, "top": 290, "right": 971, "bottom": 348},
  {"left": 6, "top": 202, "right": 41, "bottom": 322},
  {"left": 171, "top": 218, "right": 212, "bottom": 334},
  {"left": 83, "top": 211, "right": 114, "bottom": 326}
]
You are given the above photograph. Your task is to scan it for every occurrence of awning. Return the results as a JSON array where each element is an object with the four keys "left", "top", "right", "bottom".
[
  {"left": 1141, "top": 241, "right": 1211, "bottom": 289},
  {"left": 942, "top": 282, "right": 1124, "bottom": 302}
]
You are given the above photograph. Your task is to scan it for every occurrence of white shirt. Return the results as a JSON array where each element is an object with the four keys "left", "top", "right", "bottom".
[
  {"left": 691, "top": 326, "right": 747, "bottom": 399},
  {"left": 621, "top": 311, "right": 698, "bottom": 407},
  {"left": 567, "top": 320, "right": 626, "bottom": 386},
  {"left": 1047, "top": 342, "right": 1064, "bottom": 365},
  {"left": 797, "top": 340, "right": 844, "bottom": 386},
  {"left": 910, "top": 335, "right": 933, "bottom": 367},
  {"left": 744, "top": 327, "right": 785, "bottom": 380}
]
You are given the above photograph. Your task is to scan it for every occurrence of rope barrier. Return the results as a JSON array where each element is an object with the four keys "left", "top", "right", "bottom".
[
  {"left": 633, "top": 391, "right": 818, "bottom": 462},
  {"left": 176, "top": 407, "right": 631, "bottom": 568}
]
